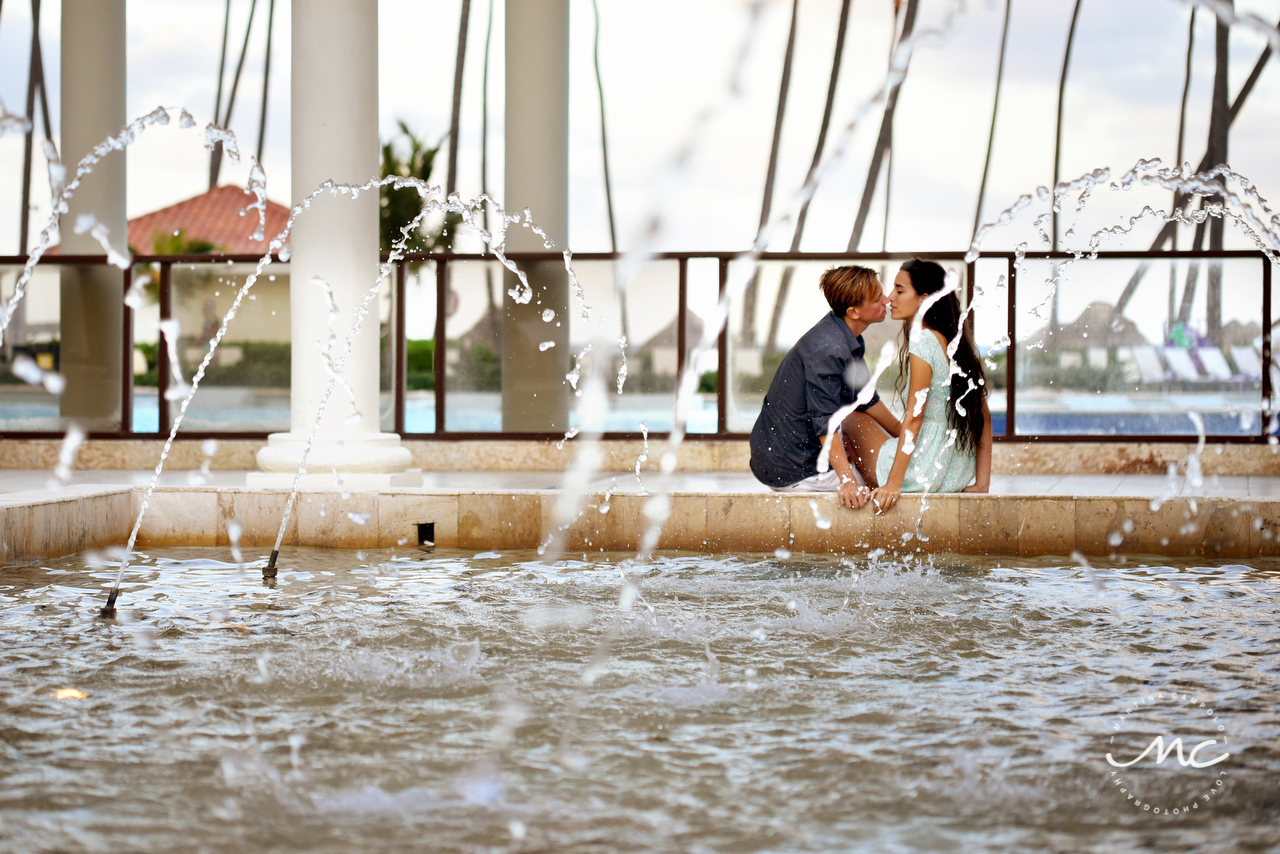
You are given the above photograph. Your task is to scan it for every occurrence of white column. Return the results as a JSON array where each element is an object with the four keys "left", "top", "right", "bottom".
[
  {"left": 253, "top": 0, "right": 416, "bottom": 486},
  {"left": 502, "top": 0, "right": 570, "bottom": 431},
  {"left": 59, "top": 0, "right": 126, "bottom": 429}
]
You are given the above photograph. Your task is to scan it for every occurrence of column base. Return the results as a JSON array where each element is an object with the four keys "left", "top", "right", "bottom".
[
  {"left": 252, "top": 431, "right": 420, "bottom": 487},
  {"left": 245, "top": 469, "right": 423, "bottom": 489}
]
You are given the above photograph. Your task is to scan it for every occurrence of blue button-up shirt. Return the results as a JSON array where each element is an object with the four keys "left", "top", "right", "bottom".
[{"left": 749, "top": 311, "right": 880, "bottom": 488}]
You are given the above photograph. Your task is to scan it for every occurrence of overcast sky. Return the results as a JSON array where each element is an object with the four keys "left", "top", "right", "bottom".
[{"left": 1, "top": 0, "right": 1278, "bottom": 260}]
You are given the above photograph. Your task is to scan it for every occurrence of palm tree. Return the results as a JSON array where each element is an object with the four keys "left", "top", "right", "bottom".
[
  {"left": 973, "top": 0, "right": 1012, "bottom": 242},
  {"left": 379, "top": 120, "right": 448, "bottom": 257},
  {"left": 1051, "top": 0, "right": 1083, "bottom": 252},
  {"left": 1203, "top": 3, "right": 1231, "bottom": 344},
  {"left": 1109, "top": 8, "right": 1276, "bottom": 323},
  {"left": 847, "top": 0, "right": 919, "bottom": 252},
  {"left": 761, "top": 0, "right": 854, "bottom": 358},
  {"left": 739, "top": 0, "right": 800, "bottom": 349}
]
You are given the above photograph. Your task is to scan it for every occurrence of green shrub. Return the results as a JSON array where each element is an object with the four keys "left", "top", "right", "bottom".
[
  {"left": 1019, "top": 350, "right": 1127, "bottom": 392},
  {"left": 195, "top": 341, "right": 291, "bottom": 387}
]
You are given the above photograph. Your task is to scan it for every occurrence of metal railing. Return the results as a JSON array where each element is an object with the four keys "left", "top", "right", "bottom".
[{"left": 0, "top": 248, "right": 1272, "bottom": 442}]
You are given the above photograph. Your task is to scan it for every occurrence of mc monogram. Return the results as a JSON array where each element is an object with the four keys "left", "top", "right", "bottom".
[{"left": 1106, "top": 736, "right": 1230, "bottom": 769}]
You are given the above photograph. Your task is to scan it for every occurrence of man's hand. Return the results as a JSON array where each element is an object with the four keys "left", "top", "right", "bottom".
[{"left": 838, "top": 479, "right": 871, "bottom": 509}]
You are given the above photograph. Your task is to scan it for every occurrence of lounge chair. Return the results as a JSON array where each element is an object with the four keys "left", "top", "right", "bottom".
[
  {"left": 1230, "top": 345, "right": 1263, "bottom": 380},
  {"left": 1131, "top": 346, "right": 1167, "bottom": 384},
  {"left": 1196, "top": 347, "right": 1235, "bottom": 381},
  {"left": 1163, "top": 347, "right": 1203, "bottom": 382}
]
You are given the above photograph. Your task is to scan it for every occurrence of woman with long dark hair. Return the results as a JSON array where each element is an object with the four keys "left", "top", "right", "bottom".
[{"left": 840, "top": 259, "right": 992, "bottom": 512}]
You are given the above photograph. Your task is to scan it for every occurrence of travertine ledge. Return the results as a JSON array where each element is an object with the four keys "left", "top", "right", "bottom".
[{"left": 2, "top": 482, "right": 1277, "bottom": 563}]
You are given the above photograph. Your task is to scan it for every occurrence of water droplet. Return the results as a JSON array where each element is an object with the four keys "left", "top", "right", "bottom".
[
  {"left": 809, "top": 499, "right": 832, "bottom": 530},
  {"left": 539, "top": 341, "right": 555, "bottom": 351}
]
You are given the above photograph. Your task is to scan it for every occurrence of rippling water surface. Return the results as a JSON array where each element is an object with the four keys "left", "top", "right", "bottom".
[{"left": 2, "top": 548, "right": 1278, "bottom": 853}]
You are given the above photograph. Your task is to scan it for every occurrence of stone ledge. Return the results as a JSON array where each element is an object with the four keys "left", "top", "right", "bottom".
[
  {"left": 2, "top": 438, "right": 1278, "bottom": 476},
  {"left": 3, "top": 486, "right": 1277, "bottom": 562}
]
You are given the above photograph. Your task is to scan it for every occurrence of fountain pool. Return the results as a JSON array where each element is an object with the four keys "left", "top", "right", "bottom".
[{"left": 2, "top": 548, "right": 1278, "bottom": 852}]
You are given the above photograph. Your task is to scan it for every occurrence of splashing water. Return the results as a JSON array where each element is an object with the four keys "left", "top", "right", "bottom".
[
  {"left": 157, "top": 319, "right": 191, "bottom": 401},
  {"left": 1186, "top": 411, "right": 1207, "bottom": 492},
  {"left": 809, "top": 499, "right": 832, "bottom": 531},
  {"left": 53, "top": 424, "right": 85, "bottom": 484},
  {"left": 243, "top": 158, "right": 269, "bottom": 242},
  {"left": 187, "top": 438, "right": 219, "bottom": 486},
  {"left": 310, "top": 276, "right": 361, "bottom": 425},
  {"left": 42, "top": 140, "right": 65, "bottom": 197},
  {"left": 555, "top": 425, "right": 581, "bottom": 452},
  {"left": 615, "top": 335, "right": 628, "bottom": 393},
  {"left": 72, "top": 213, "right": 130, "bottom": 269},
  {"left": 0, "top": 98, "right": 33, "bottom": 137},
  {"left": 203, "top": 124, "right": 241, "bottom": 164},
  {"left": 565, "top": 345, "right": 590, "bottom": 391},
  {"left": 124, "top": 271, "right": 152, "bottom": 309},
  {"left": 11, "top": 353, "right": 65, "bottom": 395},
  {"left": 227, "top": 518, "right": 244, "bottom": 571}
]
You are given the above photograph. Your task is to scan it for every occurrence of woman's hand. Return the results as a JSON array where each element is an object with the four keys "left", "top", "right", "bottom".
[
  {"left": 962, "top": 483, "right": 988, "bottom": 494},
  {"left": 869, "top": 485, "right": 901, "bottom": 514}
]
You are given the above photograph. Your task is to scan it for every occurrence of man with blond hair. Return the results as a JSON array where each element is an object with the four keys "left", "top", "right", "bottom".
[{"left": 749, "top": 265, "right": 900, "bottom": 509}]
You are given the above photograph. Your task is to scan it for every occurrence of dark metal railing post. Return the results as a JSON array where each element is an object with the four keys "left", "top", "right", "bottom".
[
  {"left": 120, "top": 265, "right": 133, "bottom": 434},
  {"left": 1263, "top": 255, "right": 1273, "bottom": 435},
  {"left": 964, "top": 257, "right": 976, "bottom": 342},
  {"left": 394, "top": 260, "right": 407, "bottom": 435},
  {"left": 1005, "top": 253, "right": 1016, "bottom": 438},
  {"left": 676, "top": 256, "right": 688, "bottom": 392},
  {"left": 157, "top": 261, "right": 172, "bottom": 434},
  {"left": 434, "top": 258, "right": 448, "bottom": 434},
  {"left": 717, "top": 257, "right": 728, "bottom": 435}
]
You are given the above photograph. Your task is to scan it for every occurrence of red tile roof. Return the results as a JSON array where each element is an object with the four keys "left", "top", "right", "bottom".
[{"left": 128, "top": 185, "right": 291, "bottom": 255}]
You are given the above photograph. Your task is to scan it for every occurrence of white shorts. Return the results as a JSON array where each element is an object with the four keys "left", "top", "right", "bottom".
[{"left": 769, "top": 432, "right": 867, "bottom": 493}]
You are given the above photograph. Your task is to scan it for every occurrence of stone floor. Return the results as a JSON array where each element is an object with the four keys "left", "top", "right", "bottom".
[{"left": 2, "top": 469, "right": 1280, "bottom": 562}]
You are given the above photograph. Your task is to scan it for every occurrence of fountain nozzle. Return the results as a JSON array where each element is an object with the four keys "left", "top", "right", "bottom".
[
  {"left": 264, "top": 549, "right": 279, "bottom": 578},
  {"left": 99, "top": 588, "right": 119, "bottom": 619}
]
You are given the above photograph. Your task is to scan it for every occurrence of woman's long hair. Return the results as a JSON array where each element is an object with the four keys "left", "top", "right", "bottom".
[{"left": 893, "top": 259, "right": 986, "bottom": 453}]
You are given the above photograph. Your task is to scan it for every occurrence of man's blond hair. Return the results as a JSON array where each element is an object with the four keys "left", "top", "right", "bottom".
[{"left": 819, "top": 265, "right": 881, "bottom": 317}]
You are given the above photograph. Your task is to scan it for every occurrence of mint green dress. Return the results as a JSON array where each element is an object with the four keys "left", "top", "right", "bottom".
[{"left": 875, "top": 329, "right": 977, "bottom": 493}]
